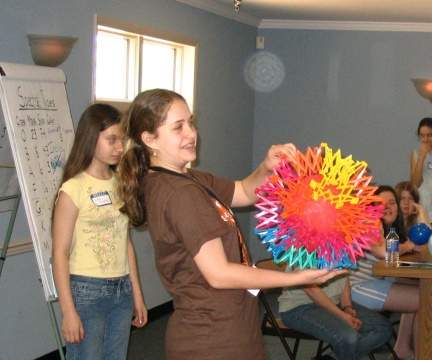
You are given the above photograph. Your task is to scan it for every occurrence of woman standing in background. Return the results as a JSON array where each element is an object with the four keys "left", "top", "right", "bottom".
[{"left": 411, "top": 117, "right": 432, "bottom": 219}]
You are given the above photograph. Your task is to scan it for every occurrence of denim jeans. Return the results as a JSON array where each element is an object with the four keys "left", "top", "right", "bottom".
[
  {"left": 280, "top": 303, "right": 392, "bottom": 360},
  {"left": 66, "top": 275, "right": 133, "bottom": 360}
]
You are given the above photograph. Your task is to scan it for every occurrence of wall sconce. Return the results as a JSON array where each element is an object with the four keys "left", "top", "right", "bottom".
[
  {"left": 412, "top": 78, "right": 432, "bottom": 102},
  {"left": 27, "top": 34, "right": 78, "bottom": 67}
]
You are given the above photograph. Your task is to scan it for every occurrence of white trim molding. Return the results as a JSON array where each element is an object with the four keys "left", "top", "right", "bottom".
[
  {"left": 1, "top": 239, "right": 33, "bottom": 256},
  {"left": 259, "top": 19, "right": 432, "bottom": 32},
  {"left": 175, "top": 0, "right": 432, "bottom": 32},
  {"left": 176, "top": 0, "right": 260, "bottom": 27}
]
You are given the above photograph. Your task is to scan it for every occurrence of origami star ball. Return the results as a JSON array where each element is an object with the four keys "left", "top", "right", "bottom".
[{"left": 254, "top": 143, "right": 384, "bottom": 269}]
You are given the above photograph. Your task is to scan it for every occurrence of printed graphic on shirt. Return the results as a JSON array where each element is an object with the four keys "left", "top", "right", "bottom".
[
  {"left": 83, "top": 186, "right": 122, "bottom": 271},
  {"left": 213, "top": 199, "right": 250, "bottom": 265},
  {"left": 213, "top": 199, "right": 235, "bottom": 225}
]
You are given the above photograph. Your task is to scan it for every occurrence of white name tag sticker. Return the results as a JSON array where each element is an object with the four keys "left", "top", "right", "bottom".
[{"left": 90, "top": 191, "right": 112, "bottom": 206}]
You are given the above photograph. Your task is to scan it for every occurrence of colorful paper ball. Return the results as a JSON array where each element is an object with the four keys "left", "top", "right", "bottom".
[
  {"left": 408, "top": 223, "right": 432, "bottom": 245},
  {"left": 254, "top": 143, "right": 384, "bottom": 269}
]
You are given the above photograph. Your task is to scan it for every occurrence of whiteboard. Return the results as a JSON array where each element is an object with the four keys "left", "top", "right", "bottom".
[
  {"left": 0, "top": 62, "right": 75, "bottom": 300},
  {"left": 0, "top": 112, "right": 19, "bottom": 212}
]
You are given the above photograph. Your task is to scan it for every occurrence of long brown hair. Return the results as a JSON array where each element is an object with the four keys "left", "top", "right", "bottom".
[
  {"left": 395, "top": 181, "right": 420, "bottom": 229},
  {"left": 61, "top": 103, "right": 121, "bottom": 184},
  {"left": 117, "top": 89, "right": 186, "bottom": 226},
  {"left": 376, "top": 185, "right": 407, "bottom": 243}
]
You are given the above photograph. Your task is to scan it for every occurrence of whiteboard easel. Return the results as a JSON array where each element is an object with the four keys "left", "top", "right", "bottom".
[
  {"left": 0, "top": 192, "right": 20, "bottom": 277},
  {"left": 0, "top": 62, "right": 75, "bottom": 360},
  {"left": 0, "top": 62, "right": 74, "bottom": 300}
]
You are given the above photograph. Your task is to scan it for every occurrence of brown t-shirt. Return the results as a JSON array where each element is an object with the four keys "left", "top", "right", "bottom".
[{"left": 144, "top": 169, "right": 265, "bottom": 360}]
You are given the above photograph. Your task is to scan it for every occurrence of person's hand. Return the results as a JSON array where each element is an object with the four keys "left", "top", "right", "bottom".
[
  {"left": 298, "top": 268, "right": 347, "bottom": 285},
  {"left": 418, "top": 141, "right": 429, "bottom": 159},
  {"left": 410, "top": 202, "right": 429, "bottom": 216},
  {"left": 411, "top": 202, "right": 429, "bottom": 219},
  {"left": 131, "top": 300, "right": 148, "bottom": 328},
  {"left": 62, "top": 310, "right": 84, "bottom": 343},
  {"left": 404, "top": 240, "right": 416, "bottom": 254},
  {"left": 340, "top": 312, "right": 362, "bottom": 330},
  {"left": 411, "top": 202, "right": 420, "bottom": 215},
  {"left": 263, "top": 144, "right": 297, "bottom": 173},
  {"left": 342, "top": 304, "right": 357, "bottom": 318}
]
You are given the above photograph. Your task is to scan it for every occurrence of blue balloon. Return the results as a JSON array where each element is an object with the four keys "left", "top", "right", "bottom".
[{"left": 408, "top": 223, "right": 432, "bottom": 245}]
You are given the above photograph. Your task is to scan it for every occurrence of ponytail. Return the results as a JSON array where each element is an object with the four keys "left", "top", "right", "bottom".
[{"left": 118, "top": 142, "right": 150, "bottom": 226}]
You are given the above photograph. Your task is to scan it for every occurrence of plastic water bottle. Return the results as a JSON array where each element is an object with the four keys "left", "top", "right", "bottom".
[{"left": 385, "top": 227, "right": 400, "bottom": 267}]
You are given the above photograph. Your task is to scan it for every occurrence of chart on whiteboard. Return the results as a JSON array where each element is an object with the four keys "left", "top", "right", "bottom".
[
  {"left": 0, "top": 110, "right": 19, "bottom": 211},
  {"left": 0, "top": 62, "right": 75, "bottom": 300}
]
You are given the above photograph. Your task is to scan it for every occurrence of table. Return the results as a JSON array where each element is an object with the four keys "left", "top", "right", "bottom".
[{"left": 373, "top": 250, "right": 432, "bottom": 360}]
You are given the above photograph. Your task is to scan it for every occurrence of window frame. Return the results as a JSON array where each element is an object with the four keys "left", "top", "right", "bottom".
[{"left": 93, "top": 17, "right": 198, "bottom": 114}]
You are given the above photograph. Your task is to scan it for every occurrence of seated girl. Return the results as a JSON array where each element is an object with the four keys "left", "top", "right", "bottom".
[
  {"left": 351, "top": 185, "right": 419, "bottom": 360},
  {"left": 278, "top": 272, "right": 392, "bottom": 360},
  {"left": 395, "top": 180, "right": 430, "bottom": 229}
]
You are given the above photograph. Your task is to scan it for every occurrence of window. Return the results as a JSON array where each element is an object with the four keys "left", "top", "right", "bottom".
[{"left": 94, "top": 22, "right": 196, "bottom": 110}]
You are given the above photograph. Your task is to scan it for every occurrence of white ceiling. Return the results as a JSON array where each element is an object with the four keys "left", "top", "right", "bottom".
[
  {"left": 176, "top": 0, "right": 432, "bottom": 30},
  {"left": 219, "top": 0, "right": 432, "bottom": 22}
]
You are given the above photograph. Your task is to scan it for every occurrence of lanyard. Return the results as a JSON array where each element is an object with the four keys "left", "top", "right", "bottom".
[{"left": 149, "top": 166, "right": 251, "bottom": 265}]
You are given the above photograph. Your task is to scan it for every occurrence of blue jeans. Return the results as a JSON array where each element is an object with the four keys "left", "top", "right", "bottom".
[
  {"left": 66, "top": 275, "right": 133, "bottom": 360},
  {"left": 280, "top": 303, "right": 392, "bottom": 360}
]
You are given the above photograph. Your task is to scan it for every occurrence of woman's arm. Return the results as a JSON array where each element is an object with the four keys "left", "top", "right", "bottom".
[
  {"left": 193, "top": 238, "right": 345, "bottom": 289},
  {"left": 370, "top": 238, "right": 415, "bottom": 259},
  {"left": 413, "top": 203, "right": 430, "bottom": 225},
  {"left": 232, "top": 144, "right": 296, "bottom": 207},
  {"left": 339, "top": 277, "right": 357, "bottom": 317},
  {"left": 127, "top": 238, "right": 147, "bottom": 327},
  {"left": 411, "top": 149, "right": 426, "bottom": 188},
  {"left": 52, "top": 192, "right": 83, "bottom": 344},
  {"left": 303, "top": 279, "right": 361, "bottom": 330}
]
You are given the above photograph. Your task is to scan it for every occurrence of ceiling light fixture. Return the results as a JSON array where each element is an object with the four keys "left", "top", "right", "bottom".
[{"left": 234, "top": 0, "right": 242, "bottom": 13}]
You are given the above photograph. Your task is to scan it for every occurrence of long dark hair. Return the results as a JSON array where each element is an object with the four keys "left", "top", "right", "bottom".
[
  {"left": 117, "top": 89, "right": 186, "bottom": 226},
  {"left": 395, "top": 181, "right": 420, "bottom": 229},
  {"left": 376, "top": 185, "right": 407, "bottom": 243},
  {"left": 61, "top": 103, "right": 121, "bottom": 184},
  {"left": 417, "top": 117, "right": 432, "bottom": 136}
]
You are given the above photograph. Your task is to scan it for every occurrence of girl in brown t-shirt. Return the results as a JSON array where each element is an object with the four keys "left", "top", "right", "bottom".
[{"left": 117, "top": 89, "right": 345, "bottom": 360}]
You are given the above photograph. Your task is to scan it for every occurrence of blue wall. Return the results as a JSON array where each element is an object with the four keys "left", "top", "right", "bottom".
[
  {"left": 249, "top": 29, "right": 432, "bottom": 259},
  {"left": 0, "top": 1, "right": 256, "bottom": 358},
  {"left": 253, "top": 30, "right": 432, "bottom": 181}
]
